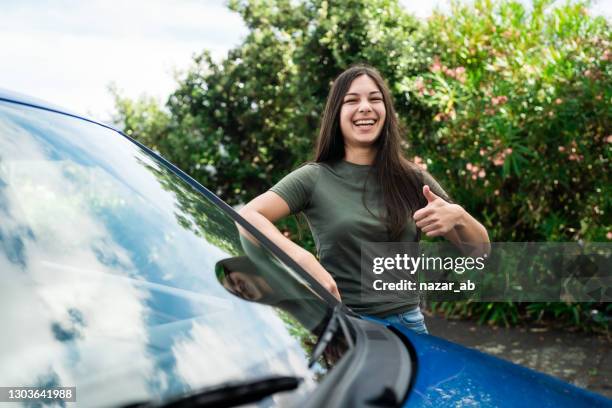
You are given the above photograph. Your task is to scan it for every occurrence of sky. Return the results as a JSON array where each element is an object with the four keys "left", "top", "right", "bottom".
[{"left": 0, "top": 0, "right": 610, "bottom": 122}]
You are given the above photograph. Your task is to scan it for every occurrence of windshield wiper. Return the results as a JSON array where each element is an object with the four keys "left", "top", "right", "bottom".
[
  {"left": 124, "top": 375, "right": 302, "bottom": 408},
  {"left": 309, "top": 305, "right": 352, "bottom": 368}
]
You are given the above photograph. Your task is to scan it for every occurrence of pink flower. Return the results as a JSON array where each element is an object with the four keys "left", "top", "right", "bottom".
[
  {"left": 606, "top": 135, "right": 612, "bottom": 143},
  {"left": 415, "top": 79, "right": 426, "bottom": 96},
  {"left": 555, "top": 98, "right": 563, "bottom": 105},
  {"left": 454, "top": 67, "right": 467, "bottom": 83},
  {"left": 558, "top": 146, "right": 566, "bottom": 152},
  {"left": 492, "top": 153, "right": 505, "bottom": 166},
  {"left": 491, "top": 95, "right": 508, "bottom": 106},
  {"left": 504, "top": 148, "right": 512, "bottom": 155},
  {"left": 431, "top": 57, "right": 442, "bottom": 73},
  {"left": 466, "top": 162, "right": 484, "bottom": 180},
  {"left": 607, "top": 232, "right": 612, "bottom": 240},
  {"left": 415, "top": 78, "right": 425, "bottom": 92},
  {"left": 494, "top": 190, "right": 500, "bottom": 196},
  {"left": 479, "top": 148, "right": 487, "bottom": 156}
]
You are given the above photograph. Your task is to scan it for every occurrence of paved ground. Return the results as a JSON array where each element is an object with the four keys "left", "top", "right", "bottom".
[{"left": 425, "top": 312, "right": 612, "bottom": 398}]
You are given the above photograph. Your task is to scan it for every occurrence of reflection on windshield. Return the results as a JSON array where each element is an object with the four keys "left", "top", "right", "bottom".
[
  {"left": 216, "top": 234, "right": 349, "bottom": 371},
  {"left": 0, "top": 101, "right": 337, "bottom": 407}
]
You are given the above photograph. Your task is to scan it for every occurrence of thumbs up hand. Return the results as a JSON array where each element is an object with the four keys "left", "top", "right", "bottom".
[
  {"left": 423, "top": 185, "right": 439, "bottom": 203},
  {"left": 414, "top": 185, "right": 464, "bottom": 237}
]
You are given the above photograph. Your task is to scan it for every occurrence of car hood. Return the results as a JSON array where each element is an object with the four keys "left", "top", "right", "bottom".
[{"left": 369, "top": 319, "right": 611, "bottom": 408}]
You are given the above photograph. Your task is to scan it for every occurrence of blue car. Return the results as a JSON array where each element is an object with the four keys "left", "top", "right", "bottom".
[{"left": 0, "top": 90, "right": 609, "bottom": 408}]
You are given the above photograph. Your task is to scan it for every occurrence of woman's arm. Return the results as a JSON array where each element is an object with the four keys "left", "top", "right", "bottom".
[
  {"left": 238, "top": 191, "right": 342, "bottom": 300},
  {"left": 414, "top": 185, "right": 491, "bottom": 257}
]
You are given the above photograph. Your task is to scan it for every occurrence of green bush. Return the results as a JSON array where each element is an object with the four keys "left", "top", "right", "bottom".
[
  {"left": 410, "top": 0, "right": 611, "bottom": 333},
  {"left": 404, "top": 0, "right": 611, "bottom": 242}
]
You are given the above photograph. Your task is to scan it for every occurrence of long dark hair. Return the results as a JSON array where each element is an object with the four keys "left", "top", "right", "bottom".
[{"left": 315, "top": 64, "right": 425, "bottom": 239}]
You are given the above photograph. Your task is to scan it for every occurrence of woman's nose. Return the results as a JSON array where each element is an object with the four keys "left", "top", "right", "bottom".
[{"left": 358, "top": 100, "right": 372, "bottom": 112}]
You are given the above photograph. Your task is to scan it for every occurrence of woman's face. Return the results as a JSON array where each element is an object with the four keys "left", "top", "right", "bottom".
[
  {"left": 224, "top": 271, "right": 270, "bottom": 301},
  {"left": 339, "top": 74, "right": 386, "bottom": 149}
]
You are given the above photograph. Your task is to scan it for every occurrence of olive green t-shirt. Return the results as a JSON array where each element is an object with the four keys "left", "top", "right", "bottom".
[{"left": 269, "top": 160, "right": 450, "bottom": 318}]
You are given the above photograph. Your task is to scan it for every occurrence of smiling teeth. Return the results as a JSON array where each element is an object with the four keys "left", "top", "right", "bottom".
[{"left": 354, "top": 120, "right": 375, "bottom": 125}]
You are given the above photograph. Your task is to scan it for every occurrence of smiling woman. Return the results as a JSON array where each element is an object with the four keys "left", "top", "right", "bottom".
[
  {"left": 339, "top": 75, "right": 387, "bottom": 151},
  {"left": 239, "top": 64, "right": 490, "bottom": 334}
]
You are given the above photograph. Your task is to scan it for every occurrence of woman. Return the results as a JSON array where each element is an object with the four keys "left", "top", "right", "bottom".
[{"left": 238, "top": 64, "right": 489, "bottom": 334}]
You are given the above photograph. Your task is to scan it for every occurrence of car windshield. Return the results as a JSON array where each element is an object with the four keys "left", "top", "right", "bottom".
[{"left": 0, "top": 100, "right": 349, "bottom": 407}]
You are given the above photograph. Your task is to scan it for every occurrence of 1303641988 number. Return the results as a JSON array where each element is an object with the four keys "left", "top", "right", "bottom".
[{"left": 0, "top": 387, "right": 76, "bottom": 402}]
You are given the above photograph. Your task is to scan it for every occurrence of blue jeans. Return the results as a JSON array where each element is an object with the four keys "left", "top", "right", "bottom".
[{"left": 383, "top": 306, "right": 428, "bottom": 334}]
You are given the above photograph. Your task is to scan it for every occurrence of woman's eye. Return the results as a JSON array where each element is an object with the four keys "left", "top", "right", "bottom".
[
  {"left": 371, "top": 97, "right": 383, "bottom": 102},
  {"left": 344, "top": 99, "right": 357, "bottom": 104}
]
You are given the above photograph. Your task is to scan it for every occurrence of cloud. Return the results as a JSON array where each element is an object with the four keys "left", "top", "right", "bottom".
[
  {"left": 0, "top": 0, "right": 247, "bottom": 119},
  {"left": 0, "top": 108, "right": 155, "bottom": 406}
]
